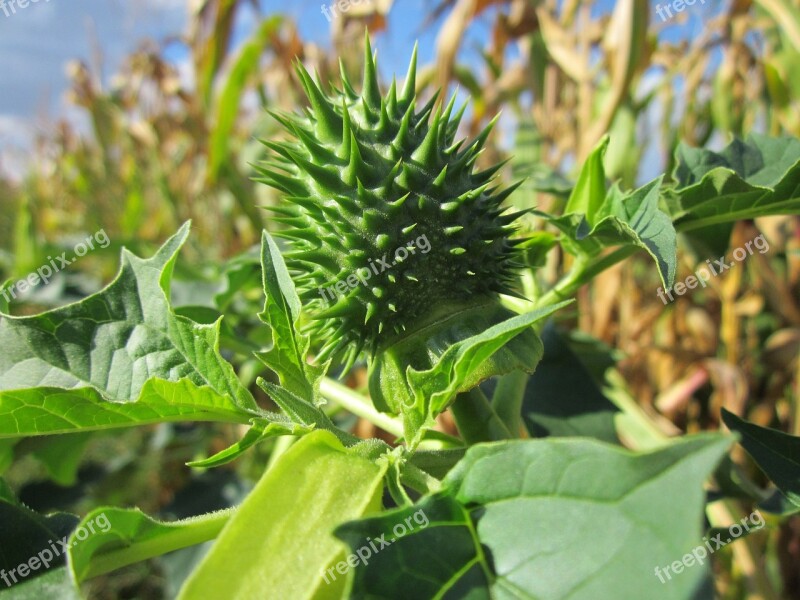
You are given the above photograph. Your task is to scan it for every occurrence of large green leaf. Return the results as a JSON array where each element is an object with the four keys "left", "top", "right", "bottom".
[
  {"left": 339, "top": 434, "right": 730, "bottom": 599},
  {"left": 667, "top": 134, "right": 800, "bottom": 232},
  {"left": 446, "top": 435, "right": 728, "bottom": 599},
  {"left": 67, "top": 506, "right": 234, "bottom": 582},
  {"left": 722, "top": 408, "right": 800, "bottom": 508},
  {"left": 0, "top": 379, "right": 257, "bottom": 439},
  {"left": 0, "top": 223, "right": 262, "bottom": 439},
  {"left": 178, "top": 430, "right": 387, "bottom": 600},
  {"left": 0, "top": 223, "right": 254, "bottom": 409}
]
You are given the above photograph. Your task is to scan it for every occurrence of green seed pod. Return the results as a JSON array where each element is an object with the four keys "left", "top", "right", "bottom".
[{"left": 258, "top": 35, "right": 537, "bottom": 415}]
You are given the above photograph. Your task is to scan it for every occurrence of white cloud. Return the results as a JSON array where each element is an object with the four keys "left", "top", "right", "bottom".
[{"left": 0, "top": 0, "right": 189, "bottom": 179}]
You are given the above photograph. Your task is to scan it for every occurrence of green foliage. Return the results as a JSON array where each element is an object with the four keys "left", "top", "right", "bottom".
[
  {"left": 337, "top": 435, "right": 730, "bottom": 599},
  {"left": 178, "top": 430, "right": 387, "bottom": 600},
  {"left": 0, "top": 223, "right": 255, "bottom": 412},
  {"left": 667, "top": 135, "right": 800, "bottom": 233},
  {"left": 537, "top": 138, "right": 677, "bottom": 288},
  {"left": 69, "top": 507, "right": 233, "bottom": 582},
  {"left": 722, "top": 408, "right": 800, "bottom": 508}
]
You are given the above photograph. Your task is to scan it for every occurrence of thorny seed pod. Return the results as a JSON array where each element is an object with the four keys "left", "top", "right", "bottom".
[{"left": 258, "top": 34, "right": 537, "bottom": 415}]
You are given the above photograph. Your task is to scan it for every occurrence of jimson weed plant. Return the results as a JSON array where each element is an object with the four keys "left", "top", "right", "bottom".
[
  {"left": 257, "top": 38, "right": 544, "bottom": 443},
  {"left": 2, "top": 36, "right": 800, "bottom": 599}
]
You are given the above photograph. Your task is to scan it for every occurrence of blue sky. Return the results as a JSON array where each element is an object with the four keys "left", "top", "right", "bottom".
[
  {"left": 0, "top": 0, "right": 451, "bottom": 177},
  {"left": 0, "top": 0, "right": 723, "bottom": 180}
]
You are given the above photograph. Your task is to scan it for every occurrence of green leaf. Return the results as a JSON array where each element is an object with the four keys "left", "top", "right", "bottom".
[
  {"left": 67, "top": 506, "right": 234, "bottom": 582},
  {"left": 404, "top": 301, "right": 573, "bottom": 447},
  {"left": 186, "top": 416, "right": 311, "bottom": 469},
  {"left": 255, "top": 232, "right": 324, "bottom": 403},
  {"left": 544, "top": 177, "right": 677, "bottom": 288},
  {"left": 667, "top": 134, "right": 800, "bottom": 232},
  {"left": 0, "top": 222, "right": 254, "bottom": 407},
  {"left": 29, "top": 433, "right": 92, "bottom": 486},
  {"left": 0, "top": 379, "right": 257, "bottom": 439},
  {"left": 0, "top": 493, "right": 79, "bottom": 581},
  {"left": 446, "top": 435, "right": 729, "bottom": 598},
  {"left": 0, "top": 223, "right": 260, "bottom": 439},
  {"left": 340, "top": 435, "right": 730, "bottom": 598},
  {"left": 721, "top": 408, "right": 800, "bottom": 507},
  {"left": 178, "top": 430, "right": 387, "bottom": 600},
  {"left": 521, "top": 323, "right": 620, "bottom": 443},
  {"left": 564, "top": 135, "right": 609, "bottom": 224},
  {"left": 335, "top": 494, "right": 491, "bottom": 598}
]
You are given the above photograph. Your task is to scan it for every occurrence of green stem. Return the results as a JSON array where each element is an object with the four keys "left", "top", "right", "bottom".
[
  {"left": 320, "top": 377, "right": 405, "bottom": 439},
  {"left": 450, "top": 388, "right": 514, "bottom": 445},
  {"left": 532, "top": 247, "right": 636, "bottom": 311},
  {"left": 491, "top": 370, "right": 529, "bottom": 436},
  {"left": 265, "top": 435, "right": 296, "bottom": 471},
  {"left": 504, "top": 247, "right": 637, "bottom": 316},
  {"left": 82, "top": 509, "right": 234, "bottom": 580},
  {"left": 400, "top": 463, "right": 443, "bottom": 495}
]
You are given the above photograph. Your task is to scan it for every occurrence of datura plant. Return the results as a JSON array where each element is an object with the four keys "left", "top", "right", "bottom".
[
  {"left": 256, "top": 37, "right": 550, "bottom": 441},
  {"left": 3, "top": 35, "right": 800, "bottom": 600}
]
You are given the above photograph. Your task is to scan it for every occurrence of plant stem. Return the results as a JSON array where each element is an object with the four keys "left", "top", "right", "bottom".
[
  {"left": 82, "top": 509, "right": 234, "bottom": 580},
  {"left": 401, "top": 463, "right": 443, "bottom": 496},
  {"left": 532, "top": 247, "right": 636, "bottom": 311},
  {"left": 450, "top": 388, "right": 514, "bottom": 445},
  {"left": 490, "top": 370, "right": 529, "bottom": 437},
  {"left": 320, "top": 377, "right": 405, "bottom": 439}
]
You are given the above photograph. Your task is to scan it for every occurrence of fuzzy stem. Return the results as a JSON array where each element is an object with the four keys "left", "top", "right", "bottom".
[
  {"left": 450, "top": 387, "right": 515, "bottom": 444},
  {"left": 504, "top": 246, "right": 638, "bottom": 316},
  {"left": 400, "top": 463, "right": 443, "bottom": 496},
  {"left": 532, "top": 247, "right": 636, "bottom": 311},
  {"left": 490, "top": 370, "right": 530, "bottom": 437},
  {"left": 320, "top": 377, "right": 405, "bottom": 438}
]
